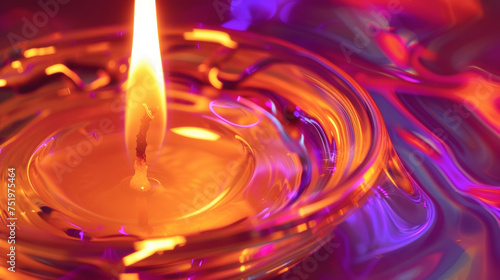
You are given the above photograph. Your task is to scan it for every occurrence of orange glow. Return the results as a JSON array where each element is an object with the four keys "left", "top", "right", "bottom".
[
  {"left": 378, "top": 32, "right": 408, "bottom": 66},
  {"left": 86, "top": 70, "right": 111, "bottom": 91},
  {"left": 184, "top": 29, "right": 238, "bottom": 49},
  {"left": 57, "top": 88, "right": 71, "bottom": 96},
  {"left": 362, "top": 167, "right": 375, "bottom": 184},
  {"left": 279, "top": 267, "right": 289, "bottom": 274},
  {"left": 125, "top": 0, "right": 167, "bottom": 157},
  {"left": 119, "top": 64, "right": 128, "bottom": 73},
  {"left": 45, "top": 64, "right": 84, "bottom": 87},
  {"left": 119, "top": 274, "right": 140, "bottom": 280},
  {"left": 11, "top": 60, "right": 22, "bottom": 69},
  {"left": 11, "top": 60, "right": 24, "bottom": 73},
  {"left": 86, "top": 42, "right": 110, "bottom": 52},
  {"left": 24, "top": 46, "right": 56, "bottom": 58},
  {"left": 239, "top": 248, "right": 249, "bottom": 263},
  {"left": 0, "top": 79, "right": 6, "bottom": 87},
  {"left": 208, "top": 67, "right": 223, "bottom": 89},
  {"left": 397, "top": 129, "right": 436, "bottom": 157},
  {"left": 108, "top": 60, "right": 116, "bottom": 69},
  {"left": 296, "top": 223, "right": 308, "bottom": 233}
]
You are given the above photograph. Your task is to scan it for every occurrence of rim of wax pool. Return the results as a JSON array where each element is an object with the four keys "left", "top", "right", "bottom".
[{"left": 0, "top": 26, "right": 417, "bottom": 279}]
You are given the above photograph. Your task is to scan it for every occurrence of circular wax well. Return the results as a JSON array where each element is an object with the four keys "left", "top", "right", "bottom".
[
  {"left": 0, "top": 26, "right": 412, "bottom": 279},
  {"left": 27, "top": 93, "right": 309, "bottom": 237}
]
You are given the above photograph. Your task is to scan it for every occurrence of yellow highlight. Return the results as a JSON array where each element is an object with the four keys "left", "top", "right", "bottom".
[
  {"left": 11, "top": 60, "right": 23, "bottom": 72},
  {"left": 0, "top": 79, "right": 6, "bottom": 87},
  {"left": 171, "top": 127, "right": 221, "bottom": 141},
  {"left": 327, "top": 116, "right": 341, "bottom": 144},
  {"left": 239, "top": 248, "right": 249, "bottom": 263},
  {"left": 363, "top": 167, "right": 375, "bottom": 183},
  {"left": 24, "top": 46, "right": 56, "bottom": 58},
  {"left": 45, "top": 64, "right": 83, "bottom": 86},
  {"left": 123, "top": 236, "right": 186, "bottom": 266},
  {"left": 11, "top": 60, "right": 22, "bottom": 69},
  {"left": 208, "top": 67, "right": 223, "bottom": 89},
  {"left": 120, "top": 274, "right": 140, "bottom": 280},
  {"left": 184, "top": 29, "right": 238, "bottom": 49}
]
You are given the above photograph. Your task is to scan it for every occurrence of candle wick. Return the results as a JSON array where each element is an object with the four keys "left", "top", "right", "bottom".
[
  {"left": 136, "top": 103, "right": 157, "bottom": 162},
  {"left": 130, "top": 103, "right": 158, "bottom": 191}
]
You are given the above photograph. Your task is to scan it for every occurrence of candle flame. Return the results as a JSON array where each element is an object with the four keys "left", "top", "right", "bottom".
[{"left": 125, "top": 0, "right": 166, "bottom": 160}]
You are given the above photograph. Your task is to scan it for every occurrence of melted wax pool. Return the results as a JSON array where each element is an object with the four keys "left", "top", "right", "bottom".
[{"left": 0, "top": 27, "right": 389, "bottom": 279}]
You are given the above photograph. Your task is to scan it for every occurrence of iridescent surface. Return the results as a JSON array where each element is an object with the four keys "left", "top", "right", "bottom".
[{"left": 218, "top": 0, "right": 499, "bottom": 279}]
